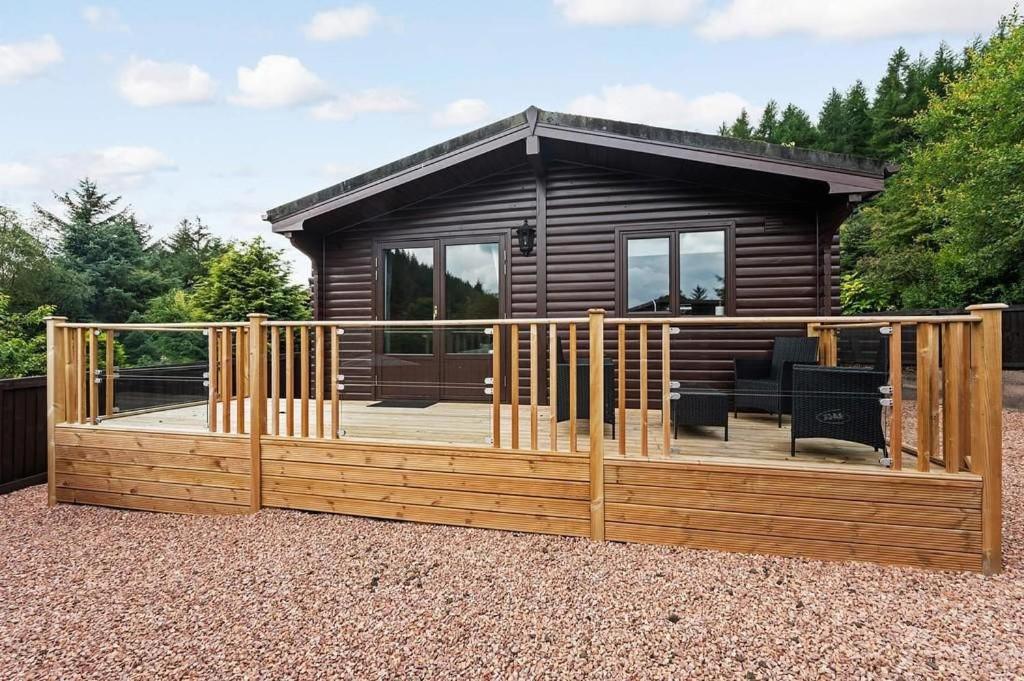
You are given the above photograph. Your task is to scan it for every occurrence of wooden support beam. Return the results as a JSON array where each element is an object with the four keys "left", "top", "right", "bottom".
[
  {"left": 208, "top": 328, "right": 218, "bottom": 433},
  {"left": 63, "top": 326, "right": 75, "bottom": 425},
  {"left": 104, "top": 330, "right": 115, "bottom": 418},
  {"left": 662, "top": 323, "right": 671, "bottom": 457},
  {"left": 76, "top": 328, "right": 85, "bottom": 424},
  {"left": 530, "top": 323, "right": 538, "bottom": 450},
  {"left": 640, "top": 323, "right": 648, "bottom": 458},
  {"left": 300, "top": 326, "right": 310, "bottom": 438},
  {"left": 235, "top": 328, "right": 245, "bottom": 434},
  {"left": 966, "top": 303, "right": 1006, "bottom": 575},
  {"left": 889, "top": 323, "right": 903, "bottom": 470},
  {"left": 88, "top": 328, "right": 98, "bottom": 425},
  {"left": 285, "top": 327, "right": 295, "bottom": 437},
  {"left": 569, "top": 323, "right": 577, "bottom": 453},
  {"left": 45, "top": 317, "right": 68, "bottom": 506},
  {"left": 587, "top": 308, "right": 605, "bottom": 541},
  {"left": 491, "top": 323, "right": 501, "bottom": 449},
  {"left": 510, "top": 324, "right": 520, "bottom": 450},
  {"left": 315, "top": 326, "right": 325, "bottom": 439},
  {"left": 942, "top": 323, "right": 968, "bottom": 474},
  {"left": 247, "top": 314, "right": 267, "bottom": 511},
  {"left": 330, "top": 327, "right": 340, "bottom": 439},
  {"left": 270, "top": 328, "right": 280, "bottom": 436},
  {"left": 916, "top": 323, "right": 939, "bottom": 471},
  {"left": 548, "top": 322, "right": 557, "bottom": 452},
  {"left": 618, "top": 323, "right": 626, "bottom": 458},
  {"left": 220, "top": 328, "right": 231, "bottom": 432}
]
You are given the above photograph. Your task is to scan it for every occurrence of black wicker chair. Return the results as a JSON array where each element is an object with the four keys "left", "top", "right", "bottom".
[
  {"left": 733, "top": 337, "right": 819, "bottom": 427},
  {"left": 555, "top": 335, "right": 616, "bottom": 436},
  {"left": 791, "top": 339, "right": 889, "bottom": 457}
]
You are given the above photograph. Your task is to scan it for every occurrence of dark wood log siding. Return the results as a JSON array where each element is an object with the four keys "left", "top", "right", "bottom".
[
  {"left": 320, "top": 160, "right": 835, "bottom": 405},
  {"left": 322, "top": 165, "right": 537, "bottom": 400}
]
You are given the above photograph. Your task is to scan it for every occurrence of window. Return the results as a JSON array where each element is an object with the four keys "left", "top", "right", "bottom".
[
  {"left": 445, "top": 242, "right": 500, "bottom": 353},
  {"left": 679, "top": 231, "right": 726, "bottom": 316},
  {"left": 626, "top": 237, "right": 670, "bottom": 313},
  {"left": 382, "top": 246, "right": 434, "bottom": 354},
  {"left": 623, "top": 228, "right": 729, "bottom": 316}
]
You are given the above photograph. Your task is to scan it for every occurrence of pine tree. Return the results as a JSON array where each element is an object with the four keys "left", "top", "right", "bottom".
[
  {"left": 926, "top": 42, "right": 960, "bottom": 97},
  {"left": 153, "top": 218, "right": 228, "bottom": 290},
  {"left": 870, "top": 49, "right": 910, "bottom": 159},
  {"left": 727, "top": 109, "right": 754, "bottom": 139},
  {"left": 817, "top": 89, "right": 846, "bottom": 153},
  {"left": 840, "top": 81, "right": 873, "bottom": 155},
  {"left": 775, "top": 104, "right": 818, "bottom": 147},
  {"left": 34, "top": 179, "right": 168, "bottom": 322},
  {"left": 754, "top": 100, "right": 780, "bottom": 143}
]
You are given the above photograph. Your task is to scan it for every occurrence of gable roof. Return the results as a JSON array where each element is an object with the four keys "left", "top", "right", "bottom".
[{"left": 265, "top": 106, "right": 892, "bottom": 232}]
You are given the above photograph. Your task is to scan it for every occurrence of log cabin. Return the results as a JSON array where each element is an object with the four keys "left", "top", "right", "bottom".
[{"left": 263, "top": 106, "right": 890, "bottom": 403}]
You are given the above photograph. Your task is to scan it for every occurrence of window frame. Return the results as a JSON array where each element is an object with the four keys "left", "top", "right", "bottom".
[{"left": 616, "top": 221, "right": 736, "bottom": 317}]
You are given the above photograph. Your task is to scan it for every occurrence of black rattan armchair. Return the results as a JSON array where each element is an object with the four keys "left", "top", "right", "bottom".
[
  {"left": 555, "top": 335, "right": 616, "bottom": 436},
  {"left": 733, "top": 336, "right": 819, "bottom": 427},
  {"left": 791, "top": 337, "right": 889, "bottom": 458}
]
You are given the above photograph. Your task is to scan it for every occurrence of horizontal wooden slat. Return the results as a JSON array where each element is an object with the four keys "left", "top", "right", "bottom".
[
  {"left": 55, "top": 426, "right": 248, "bottom": 457},
  {"left": 55, "top": 445, "right": 251, "bottom": 474},
  {"left": 263, "top": 477, "right": 588, "bottom": 519},
  {"left": 605, "top": 463, "right": 981, "bottom": 508},
  {"left": 56, "top": 488, "right": 247, "bottom": 515},
  {"left": 54, "top": 459, "right": 249, "bottom": 490},
  {"left": 607, "top": 522, "right": 981, "bottom": 572},
  {"left": 262, "top": 442, "right": 588, "bottom": 481},
  {"left": 606, "top": 484, "right": 980, "bottom": 530},
  {"left": 56, "top": 473, "right": 249, "bottom": 506},
  {"left": 263, "top": 461, "right": 588, "bottom": 500},
  {"left": 262, "top": 491, "right": 589, "bottom": 537},
  {"left": 605, "top": 503, "right": 980, "bottom": 553}
]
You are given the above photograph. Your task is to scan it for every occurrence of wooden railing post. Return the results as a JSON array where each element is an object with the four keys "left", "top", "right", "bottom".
[
  {"left": 45, "top": 316, "right": 67, "bottom": 507},
  {"left": 587, "top": 308, "right": 605, "bottom": 541},
  {"left": 247, "top": 314, "right": 267, "bottom": 513},
  {"left": 966, "top": 303, "right": 1007, "bottom": 575}
]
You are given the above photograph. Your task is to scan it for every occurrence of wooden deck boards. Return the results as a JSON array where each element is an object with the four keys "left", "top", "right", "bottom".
[{"left": 99, "top": 398, "right": 924, "bottom": 474}]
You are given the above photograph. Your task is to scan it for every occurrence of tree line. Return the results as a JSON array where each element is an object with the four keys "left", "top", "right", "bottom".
[
  {"left": 0, "top": 180, "right": 310, "bottom": 377},
  {"left": 717, "top": 13, "right": 1022, "bottom": 312}
]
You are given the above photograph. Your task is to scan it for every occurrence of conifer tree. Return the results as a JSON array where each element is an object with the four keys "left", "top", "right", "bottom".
[
  {"left": 775, "top": 104, "right": 818, "bottom": 147},
  {"left": 840, "top": 81, "right": 873, "bottom": 155},
  {"left": 816, "top": 89, "right": 846, "bottom": 152},
  {"left": 754, "top": 100, "right": 780, "bottom": 143}
]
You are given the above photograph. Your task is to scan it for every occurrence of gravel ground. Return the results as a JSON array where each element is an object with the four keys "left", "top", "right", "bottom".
[{"left": 2, "top": 413, "right": 1023, "bottom": 679}]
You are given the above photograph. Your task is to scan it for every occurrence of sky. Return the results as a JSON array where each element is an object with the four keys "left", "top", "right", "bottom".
[{"left": 0, "top": 0, "right": 1015, "bottom": 283}]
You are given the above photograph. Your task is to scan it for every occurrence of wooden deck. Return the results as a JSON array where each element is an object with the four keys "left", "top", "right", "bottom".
[{"left": 103, "top": 398, "right": 925, "bottom": 473}]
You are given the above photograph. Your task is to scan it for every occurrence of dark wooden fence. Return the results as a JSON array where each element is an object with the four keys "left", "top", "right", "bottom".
[
  {"left": 1, "top": 363, "right": 214, "bottom": 495},
  {"left": 0, "top": 377, "right": 47, "bottom": 494},
  {"left": 839, "top": 305, "right": 1024, "bottom": 369}
]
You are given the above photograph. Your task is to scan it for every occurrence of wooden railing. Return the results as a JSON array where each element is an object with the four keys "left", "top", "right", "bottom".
[{"left": 45, "top": 306, "right": 1006, "bottom": 572}]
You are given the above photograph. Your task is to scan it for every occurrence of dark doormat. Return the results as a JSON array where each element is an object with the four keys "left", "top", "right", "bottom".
[{"left": 367, "top": 399, "right": 438, "bottom": 409}]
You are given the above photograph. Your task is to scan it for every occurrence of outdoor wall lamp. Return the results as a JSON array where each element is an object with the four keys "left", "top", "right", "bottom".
[{"left": 516, "top": 219, "right": 536, "bottom": 256}]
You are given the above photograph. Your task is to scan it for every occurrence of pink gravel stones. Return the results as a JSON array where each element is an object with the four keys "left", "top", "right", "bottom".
[{"left": 1, "top": 410, "right": 1023, "bottom": 679}]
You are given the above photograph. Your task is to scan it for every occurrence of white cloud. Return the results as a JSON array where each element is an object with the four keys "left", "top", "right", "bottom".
[
  {"left": 118, "top": 58, "right": 216, "bottom": 107},
  {"left": 310, "top": 88, "right": 416, "bottom": 121},
  {"left": 230, "top": 55, "right": 329, "bottom": 108},
  {"left": 0, "top": 35, "right": 63, "bottom": 85},
  {"left": 85, "top": 146, "right": 176, "bottom": 183},
  {"left": 0, "top": 162, "right": 42, "bottom": 187},
  {"left": 698, "top": 0, "right": 1013, "bottom": 40},
  {"left": 82, "top": 5, "right": 130, "bottom": 32},
  {"left": 567, "top": 84, "right": 750, "bottom": 132},
  {"left": 431, "top": 98, "right": 491, "bottom": 128},
  {"left": 305, "top": 4, "right": 380, "bottom": 41},
  {"left": 554, "top": 0, "right": 702, "bottom": 26}
]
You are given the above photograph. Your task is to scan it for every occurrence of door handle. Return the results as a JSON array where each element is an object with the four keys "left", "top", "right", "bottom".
[{"left": 433, "top": 305, "right": 438, "bottom": 320}]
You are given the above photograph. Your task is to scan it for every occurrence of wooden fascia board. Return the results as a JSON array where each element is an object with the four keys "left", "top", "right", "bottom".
[
  {"left": 534, "top": 124, "right": 885, "bottom": 194},
  {"left": 270, "top": 124, "right": 532, "bottom": 232}
]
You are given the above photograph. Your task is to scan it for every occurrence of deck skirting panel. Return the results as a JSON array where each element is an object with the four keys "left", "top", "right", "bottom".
[
  {"left": 261, "top": 437, "right": 591, "bottom": 536},
  {"left": 604, "top": 460, "right": 983, "bottom": 571},
  {"left": 53, "top": 425, "right": 250, "bottom": 514}
]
